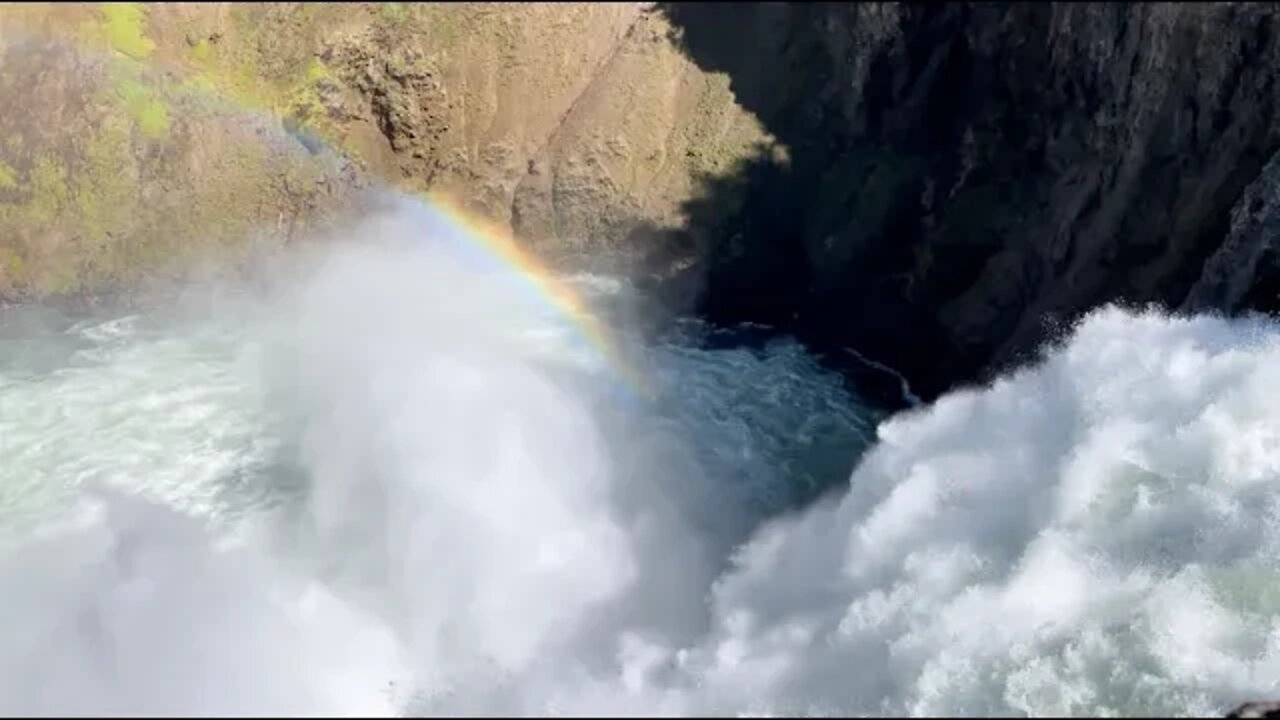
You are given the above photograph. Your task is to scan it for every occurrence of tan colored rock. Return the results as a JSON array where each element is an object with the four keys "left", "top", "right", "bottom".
[
  {"left": 0, "top": 2, "right": 772, "bottom": 299},
  {"left": 0, "top": 25, "right": 365, "bottom": 300}
]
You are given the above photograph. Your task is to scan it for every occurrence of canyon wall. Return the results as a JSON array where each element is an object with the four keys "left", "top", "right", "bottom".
[
  {"left": 659, "top": 2, "right": 1280, "bottom": 398},
  {"left": 7, "top": 2, "right": 1280, "bottom": 401},
  {"left": 0, "top": 2, "right": 770, "bottom": 299}
]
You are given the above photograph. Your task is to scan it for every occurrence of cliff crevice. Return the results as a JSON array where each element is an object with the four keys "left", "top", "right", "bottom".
[{"left": 657, "top": 2, "right": 1280, "bottom": 399}]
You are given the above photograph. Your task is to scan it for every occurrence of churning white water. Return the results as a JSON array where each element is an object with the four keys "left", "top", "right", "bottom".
[{"left": 1, "top": 200, "right": 1279, "bottom": 716}]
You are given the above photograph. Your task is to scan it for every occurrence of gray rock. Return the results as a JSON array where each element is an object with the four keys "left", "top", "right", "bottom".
[
  {"left": 660, "top": 3, "right": 1280, "bottom": 399},
  {"left": 1227, "top": 701, "right": 1280, "bottom": 719}
]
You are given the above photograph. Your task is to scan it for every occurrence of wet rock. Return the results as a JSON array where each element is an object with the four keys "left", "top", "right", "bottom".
[
  {"left": 660, "top": 2, "right": 1280, "bottom": 399},
  {"left": 1227, "top": 701, "right": 1280, "bottom": 719}
]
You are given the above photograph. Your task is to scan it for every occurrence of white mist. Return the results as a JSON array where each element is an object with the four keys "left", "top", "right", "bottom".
[{"left": 0, "top": 199, "right": 1276, "bottom": 716}]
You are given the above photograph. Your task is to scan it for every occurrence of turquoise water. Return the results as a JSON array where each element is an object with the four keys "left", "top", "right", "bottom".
[{"left": 2, "top": 204, "right": 1278, "bottom": 716}]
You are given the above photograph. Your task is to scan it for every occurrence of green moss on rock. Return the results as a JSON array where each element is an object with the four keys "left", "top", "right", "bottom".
[
  {"left": 0, "top": 247, "right": 26, "bottom": 285},
  {"left": 190, "top": 37, "right": 214, "bottom": 65},
  {"left": 99, "top": 3, "right": 154, "bottom": 60},
  {"left": 113, "top": 76, "right": 171, "bottom": 139},
  {"left": 26, "top": 154, "right": 72, "bottom": 227},
  {"left": 0, "top": 162, "right": 17, "bottom": 191},
  {"left": 380, "top": 3, "right": 409, "bottom": 26},
  {"left": 73, "top": 115, "right": 135, "bottom": 248}
]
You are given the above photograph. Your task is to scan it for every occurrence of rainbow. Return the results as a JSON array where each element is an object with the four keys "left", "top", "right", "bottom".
[
  {"left": 0, "top": 13, "right": 656, "bottom": 403},
  {"left": 417, "top": 192, "right": 655, "bottom": 403}
]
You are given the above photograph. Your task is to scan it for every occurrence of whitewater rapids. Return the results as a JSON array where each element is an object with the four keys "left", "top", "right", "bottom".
[{"left": 1, "top": 201, "right": 1279, "bottom": 716}]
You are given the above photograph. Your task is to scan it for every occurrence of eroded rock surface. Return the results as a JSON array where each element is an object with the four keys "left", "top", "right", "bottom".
[
  {"left": 0, "top": 2, "right": 773, "bottom": 300},
  {"left": 10, "top": 2, "right": 1280, "bottom": 404},
  {"left": 660, "top": 2, "right": 1280, "bottom": 398}
]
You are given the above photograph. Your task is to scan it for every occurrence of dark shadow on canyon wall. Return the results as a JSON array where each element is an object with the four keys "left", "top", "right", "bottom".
[{"left": 649, "top": 2, "right": 1280, "bottom": 401}]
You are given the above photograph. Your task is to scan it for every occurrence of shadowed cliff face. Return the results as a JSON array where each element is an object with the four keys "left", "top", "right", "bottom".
[
  {"left": 658, "top": 2, "right": 1280, "bottom": 400},
  {"left": 9, "top": 2, "right": 1280, "bottom": 405}
]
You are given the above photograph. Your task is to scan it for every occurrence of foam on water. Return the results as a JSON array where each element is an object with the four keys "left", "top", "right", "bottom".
[
  {"left": 0, "top": 306, "right": 270, "bottom": 537},
  {"left": 2, "top": 204, "right": 1279, "bottom": 716},
  {"left": 659, "top": 307, "right": 1280, "bottom": 717},
  {"left": 0, "top": 205, "right": 873, "bottom": 716}
]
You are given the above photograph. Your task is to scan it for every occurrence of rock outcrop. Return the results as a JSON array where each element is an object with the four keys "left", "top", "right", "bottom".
[
  {"left": 0, "top": 18, "right": 366, "bottom": 299},
  {"left": 659, "top": 2, "right": 1280, "bottom": 399},
  {"left": 0, "top": 2, "right": 773, "bottom": 301},
  {"left": 1183, "top": 147, "right": 1280, "bottom": 315},
  {"left": 1228, "top": 701, "right": 1280, "bottom": 719},
  {"left": 9, "top": 2, "right": 1280, "bottom": 403}
]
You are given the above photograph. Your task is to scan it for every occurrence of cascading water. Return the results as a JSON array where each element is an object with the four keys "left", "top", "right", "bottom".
[{"left": 1, "top": 198, "right": 1278, "bottom": 716}]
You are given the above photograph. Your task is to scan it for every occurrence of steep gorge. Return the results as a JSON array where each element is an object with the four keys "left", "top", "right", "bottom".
[
  {"left": 4, "top": 6, "right": 1280, "bottom": 714},
  {"left": 6, "top": 2, "right": 1280, "bottom": 402},
  {"left": 658, "top": 2, "right": 1280, "bottom": 399}
]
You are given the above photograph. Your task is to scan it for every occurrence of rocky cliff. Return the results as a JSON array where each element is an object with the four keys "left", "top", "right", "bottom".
[
  {"left": 8, "top": 2, "right": 1280, "bottom": 403},
  {"left": 0, "top": 2, "right": 771, "bottom": 300},
  {"left": 658, "top": 2, "right": 1280, "bottom": 399}
]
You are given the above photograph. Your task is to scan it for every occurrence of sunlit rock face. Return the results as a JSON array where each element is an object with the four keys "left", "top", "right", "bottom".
[{"left": 0, "top": 2, "right": 775, "bottom": 302}]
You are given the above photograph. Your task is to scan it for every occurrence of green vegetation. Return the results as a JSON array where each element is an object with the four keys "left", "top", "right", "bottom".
[
  {"left": 285, "top": 56, "right": 334, "bottom": 131},
  {"left": 99, "top": 3, "right": 155, "bottom": 60},
  {"left": 74, "top": 116, "right": 135, "bottom": 246},
  {"left": 0, "top": 247, "right": 26, "bottom": 285},
  {"left": 113, "top": 77, "right": 171, "bottom": 139},
  {"left": 380, "top": 3, "right": 409, "bottom": 25},
  {"left": 190, "top": 37, "right": 215, "bottom": 65},
  {"left": 0, "top": 162, "right": 17, "bottom": 191},
  {"left": 25, "top": 154, "right": 71, "bottom": 228},
  {"left": 304, "top": 57, "right": 330, "bottom": 85}
]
